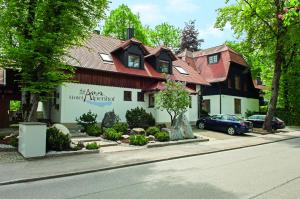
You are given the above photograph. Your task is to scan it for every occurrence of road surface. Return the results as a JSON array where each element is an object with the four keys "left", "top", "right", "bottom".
[{"left": 1, "top": 137, "right": 300, "bottom": 199}]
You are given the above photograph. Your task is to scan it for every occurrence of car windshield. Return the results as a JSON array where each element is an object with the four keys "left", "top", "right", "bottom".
[{"left": 225, "top": 115, "right": 243, "bottom": 121}]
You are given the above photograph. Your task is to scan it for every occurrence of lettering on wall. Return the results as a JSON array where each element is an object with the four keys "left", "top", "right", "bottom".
[{"left": 68, "top": 89, "right": 115, "bottom": 107}]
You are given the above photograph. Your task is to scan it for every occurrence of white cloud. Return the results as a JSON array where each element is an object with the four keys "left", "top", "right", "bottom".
[
  {"left": 166, "top": 0, "right": 201, "bottom": 12},
  {"left": 131, "top": 4, "right": 166, "bottom": 26}
]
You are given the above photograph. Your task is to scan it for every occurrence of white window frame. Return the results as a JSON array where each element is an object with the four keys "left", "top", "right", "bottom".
[
  {"left": 128, "top": 54, "right": 141, "bottom": 69},
  {"left": 208, "top": 54, "right": 218, "bottom": 64},
  {"left": 159, "top": 60, "right": 170, "bottom": 73},
  {"left": 99, "top": 53, "right": 113, "bottom": 63},
  {"left": 175, "top": 66, "right": 189, "bottom": 75}
]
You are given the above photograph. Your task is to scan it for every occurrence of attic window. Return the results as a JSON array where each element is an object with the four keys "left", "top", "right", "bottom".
[
  {"left": 99, "top": 53, "right": 113, "bottom": 63},
  {"left": 208, "top": 54, "right": 218, "bottom": 64},
  {"left": 175, "top": 66, "right": 189, "bottom": 75},
  {"left": 158, "top": 60, "right": 170, "bottom": 73}
]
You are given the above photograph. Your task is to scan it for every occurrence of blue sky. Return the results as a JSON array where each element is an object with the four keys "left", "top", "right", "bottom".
[{"left": 107, "top": 0, "right": 237, "bottom": 49}]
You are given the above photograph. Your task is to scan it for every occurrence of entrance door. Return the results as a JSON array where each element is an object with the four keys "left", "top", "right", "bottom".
[{"left": 0, "top": 96, "right": 10, "bottom": 128}]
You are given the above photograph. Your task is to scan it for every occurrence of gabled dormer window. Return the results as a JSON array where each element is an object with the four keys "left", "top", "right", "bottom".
[
  {"left": 208, "top": 54, "right": 219, "bottom": 64},
  {"left": 128, "top": 54, "right": 141, "bottom": 69},
  {"left": 158, "top": 60, "right": 170, "bottom": 73}
]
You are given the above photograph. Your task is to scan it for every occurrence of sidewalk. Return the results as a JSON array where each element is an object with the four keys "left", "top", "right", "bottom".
[{"left": 0, "top": 131, "right": 299, "bottom": 186}]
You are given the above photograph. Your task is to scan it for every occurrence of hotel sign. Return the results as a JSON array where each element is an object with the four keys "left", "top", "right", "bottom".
[{"left": 69, "top": 89, "right": 115, "bottom": 107}]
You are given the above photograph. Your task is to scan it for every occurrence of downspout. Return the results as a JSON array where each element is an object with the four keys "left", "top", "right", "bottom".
[
  {"left": 219, "top": 82, "right": 222, "bottom": 114},
  {"left": 198, "top": 86, "right": 203, "bottom": 118}
]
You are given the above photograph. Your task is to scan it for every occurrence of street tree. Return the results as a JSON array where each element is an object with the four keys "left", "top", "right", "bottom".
[
  {"left": 216, "top": 0, "right": 300, "bottom": 131},
  {"left": 148, "top": 22, "right": 181, "bottom": 50},
  {"left": 180, "top": 20, "right": 204, "bottom": 52},
  {"left": 0, "top": 0, "right": 109, "bottom": 121},
  {"left": 102, "top": 4, "right": 149, "bottom": 44},
  {"left": 155, "top": 79, "right": 190, "bottom": 126}
]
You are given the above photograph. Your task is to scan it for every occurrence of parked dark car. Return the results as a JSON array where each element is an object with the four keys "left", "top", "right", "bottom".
[
  {"left": 196, "top": 114, "right": 253, "bottom": 135},
  {"left": 246, "top": 115, "right": 285, "bottom": 129}
]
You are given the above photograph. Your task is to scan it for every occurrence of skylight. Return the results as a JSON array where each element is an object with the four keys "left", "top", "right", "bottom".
[
  {"left": 99, "top": 53, "right": 113, "bottom": 63},
  {"left": 175, "top": 66, "right": 189, "bottom": 75}
]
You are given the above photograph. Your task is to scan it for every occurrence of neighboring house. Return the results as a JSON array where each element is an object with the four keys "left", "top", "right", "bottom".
[
  {"left": 42, "top": 33, "right": 209, "bottom": 126},
  {"left": 0, "top": 68, "right": 20, "bottom": 128},
  {"left": 178, "top": 45, "right": 264, "bottom": 116}
]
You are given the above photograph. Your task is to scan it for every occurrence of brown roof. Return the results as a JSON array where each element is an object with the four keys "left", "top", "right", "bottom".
[{"left": 66, "top": 34, "right": 209, "bottom": 85}]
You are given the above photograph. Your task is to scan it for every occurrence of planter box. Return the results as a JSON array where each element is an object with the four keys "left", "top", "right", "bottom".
[{"left": 18, "top": 122, "right": 47, "bottom": 158}]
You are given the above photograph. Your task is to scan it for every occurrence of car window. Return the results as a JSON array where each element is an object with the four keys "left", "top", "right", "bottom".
[{"left": 248, "top": 115, "right": 256, "bottom": 119}]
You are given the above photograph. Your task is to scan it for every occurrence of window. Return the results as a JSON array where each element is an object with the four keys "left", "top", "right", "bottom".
[
  {"left": 124, "top": 91, "right": 132, "bottom": 101},
  {"left": 99, "top": 53, "right": 113, "bottom": 63},
  {"left": 189, "top": 96, "right": 192, "bottom": 108},
  {"left": 235, "top": 75, "right": 241, "bottom": 90},
  {"left": 158, "top": 60, "right": 170, "bottom": 73},
  {"left": 175, "top": 66, "right": 189, "bottom": 75},
  {"left": 149, "top": 93, "right": 155, "bottom": 108},
  {"left": 228, "top": 77, "right": 232, "bottom": 88},
  {"left": 202, "top": 99, "right": 211, "bottom": 113},
  {"left": 137, "top": 92, "right": 144, "bottom": 102},
  {"left": 128, "top": 54, "right": 140, "bottom": 68},
  {"left": 234, "top": 98, "right": 241, "bottom": 114},
  {"left": 208, "top": 54, "right": 218, "bottom": 64}
]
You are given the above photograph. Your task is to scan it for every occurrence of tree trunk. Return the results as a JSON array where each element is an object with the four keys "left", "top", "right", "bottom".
[
  {"left": 264, "top": 42, "right": 284, "bottom": 131},
  {"left": 22, "top": 92, "right": 39, "bottom": 122},
  {"left": 263, "top": 0, "right": 285, "bottom": 132}
]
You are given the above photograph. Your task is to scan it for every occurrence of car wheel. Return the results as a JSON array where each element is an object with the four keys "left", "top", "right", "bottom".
[
  {"left": 198, "top": 122, "right": 205, "bottom": 129},
  {"left": 227, "top": 127, "right": 235, "bottom": 135}
]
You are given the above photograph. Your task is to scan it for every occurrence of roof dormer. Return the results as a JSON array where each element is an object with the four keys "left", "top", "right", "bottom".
[
  {"left": 145, "top": 47, "right": 177, "bottom": 74},
  {"left": 111, "top": 38, "right": 149, "bottom": 69}
]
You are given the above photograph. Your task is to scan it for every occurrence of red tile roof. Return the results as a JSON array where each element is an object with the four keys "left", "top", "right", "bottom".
[
  {"left": 143, "top": 81, "right": 197, "bottom": 94},
  {"left": 253, "top": 80, "right": 267, "bottom": 90},
  {"left": 66, "top": 34, "right": 209, "bottom": 85},
  {"left": 191, "top": 45, "right": 248, "bottom": 83}
]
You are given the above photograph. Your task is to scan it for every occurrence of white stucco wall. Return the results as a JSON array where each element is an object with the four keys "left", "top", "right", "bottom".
[
  {"left": 203, "top": 95, "right": 259, "bottom": 116},
  {"left": 51, "top": 83, "right": 199, "bottom": 124},
  {"left": 203, "top": 95, "right": 221, "bottom": 115}
]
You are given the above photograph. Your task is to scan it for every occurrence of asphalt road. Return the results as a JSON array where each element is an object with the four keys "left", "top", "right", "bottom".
[{"left": 1, "top": 137, "right": 300, "bottom": 199}]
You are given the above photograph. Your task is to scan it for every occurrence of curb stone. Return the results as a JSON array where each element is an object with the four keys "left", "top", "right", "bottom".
[{"left": 0, "top": 135, "right": 299, "bottom": 186}]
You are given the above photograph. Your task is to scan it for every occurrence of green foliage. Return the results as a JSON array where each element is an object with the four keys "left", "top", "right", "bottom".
[
  {"left": 86, "top": 124, "right": 101, "bottom": 137},
  {"left": 155, "top": 79, "right": 190, "bottom": 125},
  {"left": 0, "top": 0, "right": 109, "bottom": 121},
  {"left": 46, "top": 127, "right": 71, "bottom": 151},
  {"left": 10, "top": 136, "right": 18, "bottom": 148},
  {"left": 10, "top": 101, "right": 21, "bottom": 111},
  {"left": 129, "top": 135, "right": 148, "bottom": 146},
  {"left": 103, "top": 128, "right": 122, "bottom": 141},
  {"left": 245, "top": 110, "right": 258, "bottom": 118},
  {"left": 102, "top": 4, "right": 149, "bottom": 44},
  {"left": 155, "top": 131, "right": 170, "bottom": 142},
  {"left": 126, "top": 107, "right": 155, "bottom": 129},
  {"left": 72, "top": 142, "right": 84, "bottom": 151},
  {"left": 112, "top": 122, "right": 128, "bottom": 134},
  {"left": 146, "top": 126, "right": 160, "bottom": 136},
  {"left": 180, "top": 20, "right": 204, "bottom": 52},
  {"left": 148, "top": 23, "right": 181, "bottom": 49},
  {"left": 85, "top": 142, "right": 100, "bottom": 150},
  {"left": 76, "top": 111, "right": 98, "bottom": 132},
  {"left": 216, "top": 0, "right": 300, "bottom": 130}
]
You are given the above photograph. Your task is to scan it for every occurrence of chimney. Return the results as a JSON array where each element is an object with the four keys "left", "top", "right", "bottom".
[{"left": 126, "top": 27, "right": 134, "bottom": 40}]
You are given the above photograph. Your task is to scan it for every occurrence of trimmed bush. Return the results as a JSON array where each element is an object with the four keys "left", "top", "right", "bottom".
[
  {"left": 155, "top": 131, "right": 170, "bottom": 142},
  {"left": 146, "top": 126, "right": 160, "bottom": 136},
  {"left": 129, "top": 135, "right": 148, "bottom": 146},
  {"left": 112, "top": 122, "right": 129, "bottom": 134},
  {"left": 86, "top": 124, "right": 101, "bottom": 137},
  {"left": 46, "top": 127, "right": 71, "bottom": 151},
  {"left": 156, "top": 123, "right": 167, "bottom": 130},
  {"left": 126, "top": 107, "right": 155, "bottom": 129},
  {"left": 76, "top": 111, "right": 97, "bottom": 132},
  {"left": 86, "top": 142, "right": 100, "bottom": 150},
  {"left": 104, "top": 128, "right": 122, "bottom": 141}
]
